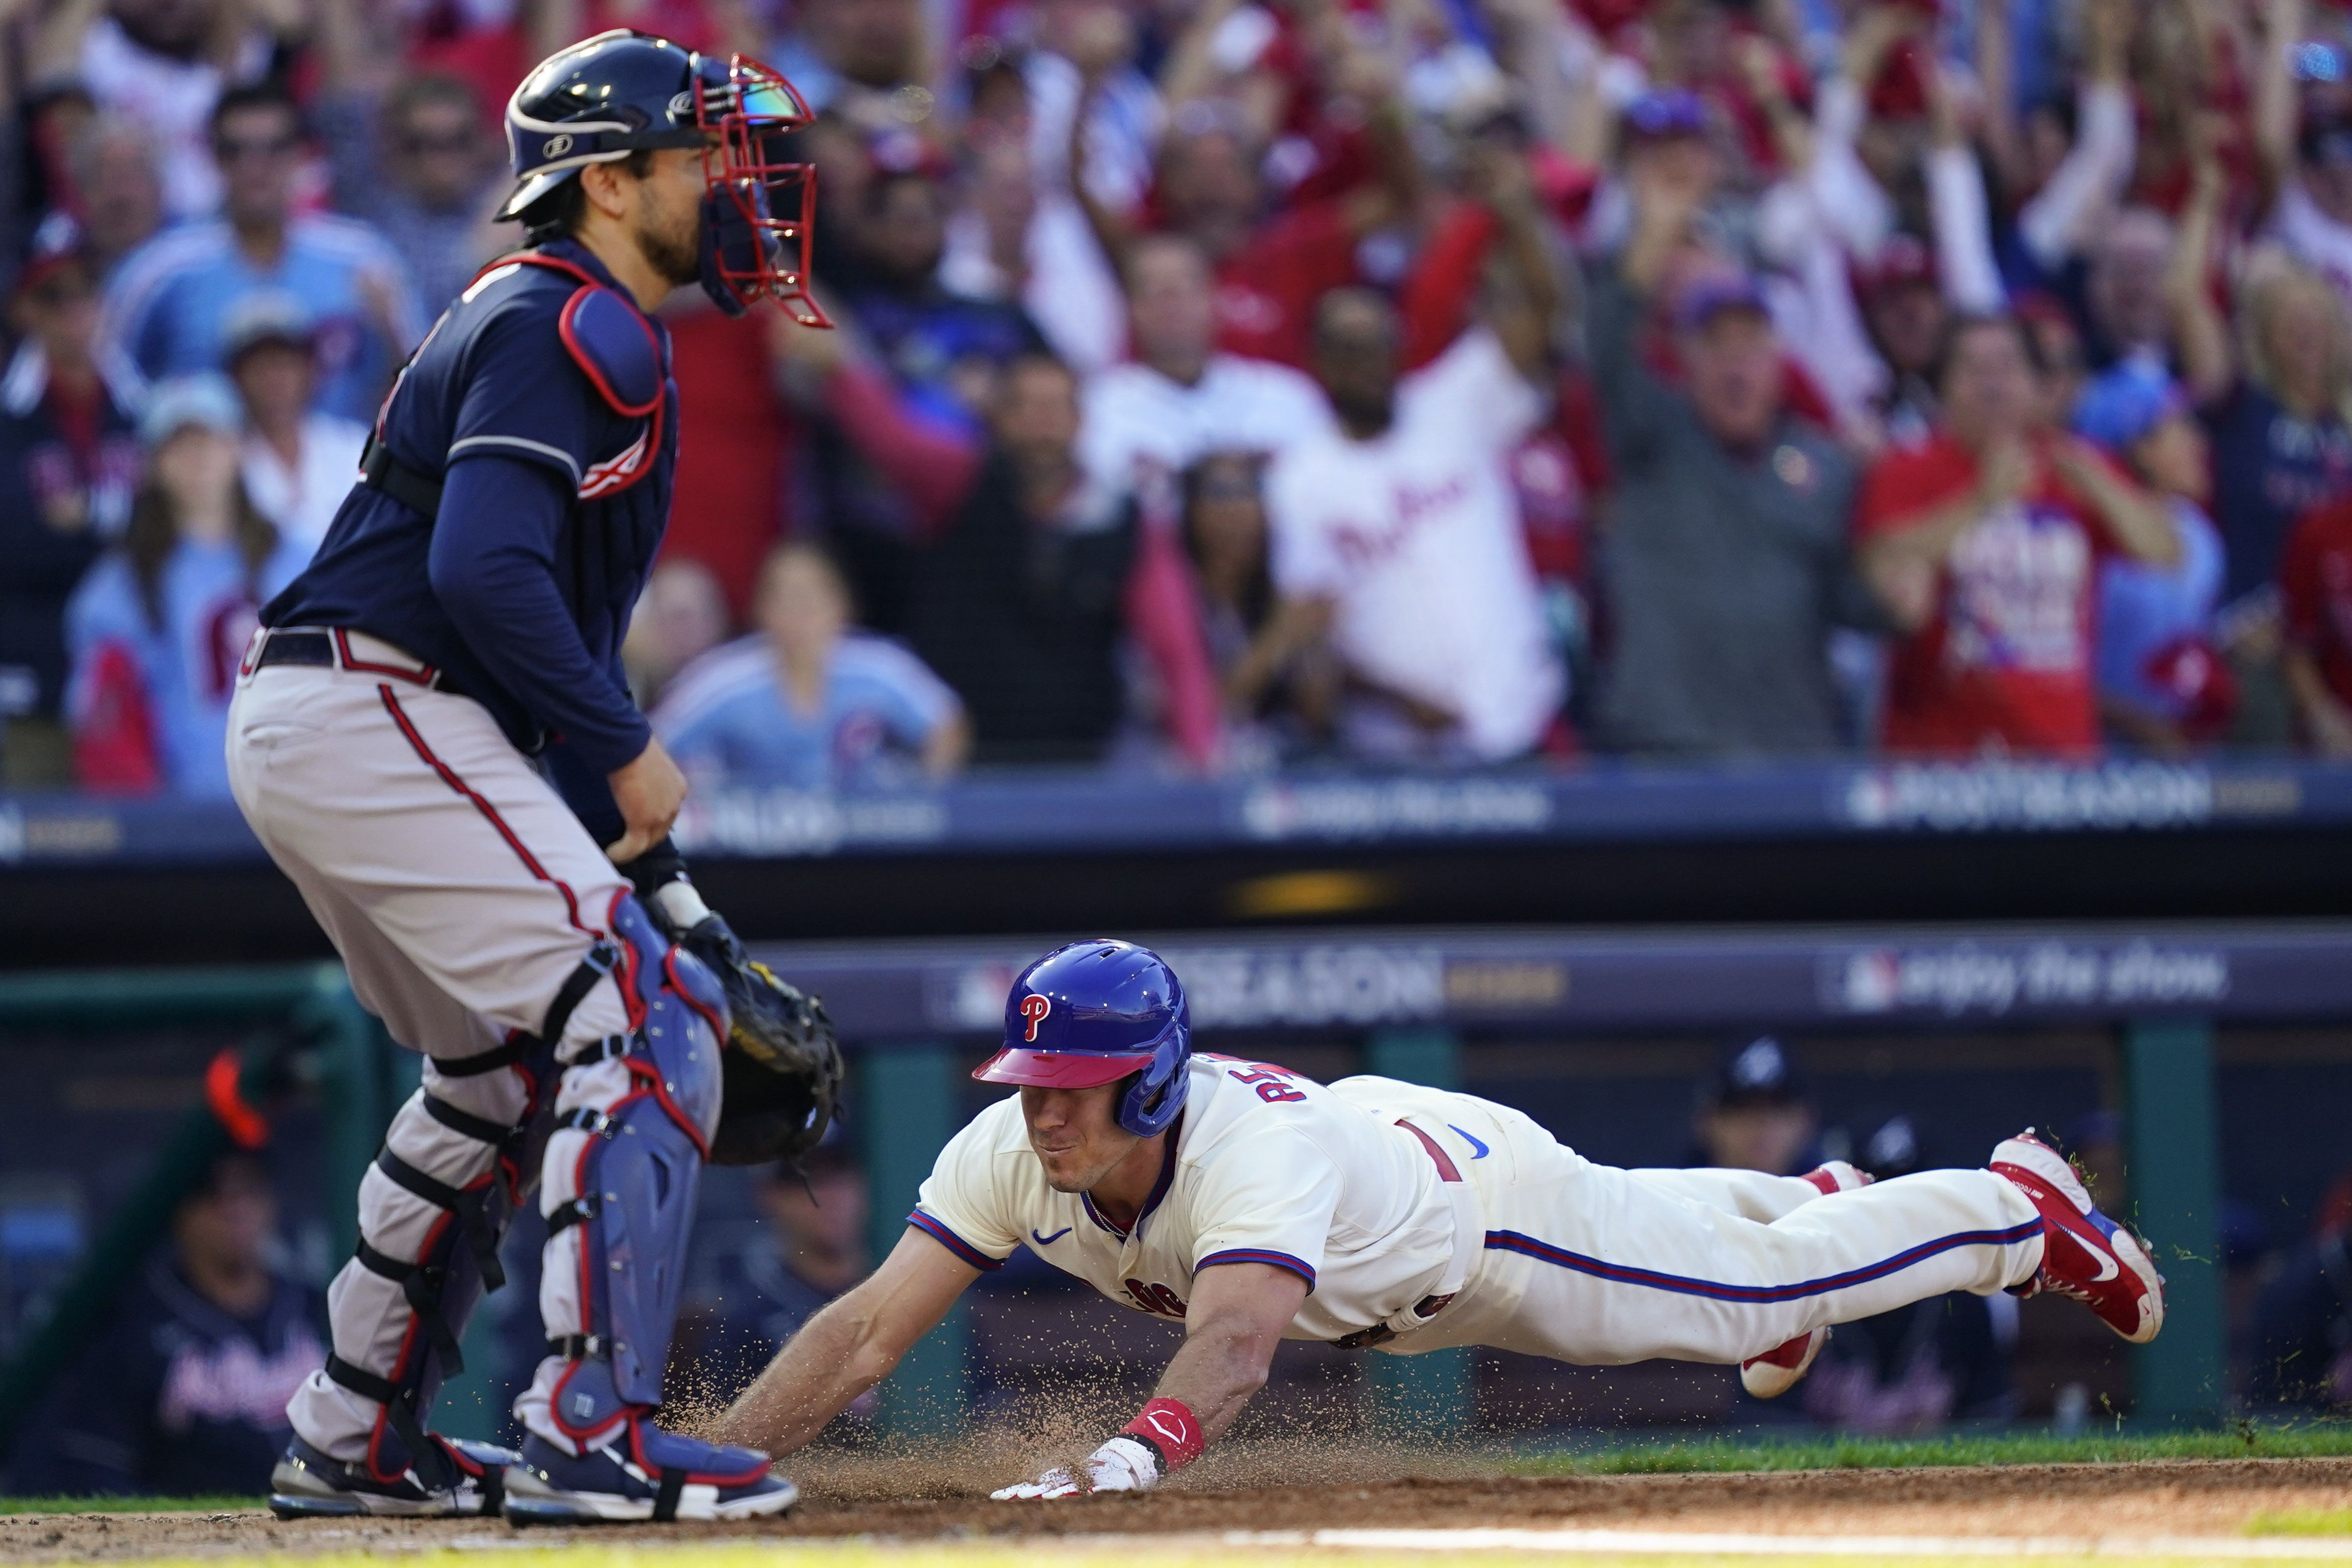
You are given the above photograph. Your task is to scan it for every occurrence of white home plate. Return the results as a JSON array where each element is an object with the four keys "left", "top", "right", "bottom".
[{"left": 1223, "top": 1527, "right": 2352, "bottom": 1559}]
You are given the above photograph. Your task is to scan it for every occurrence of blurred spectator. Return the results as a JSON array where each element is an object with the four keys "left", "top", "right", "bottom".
[
  {"left": 63, "top": 117, "right": 165, "bottom": 279},
  {"left": 2073, "top": 362, "right": 2233, "bottom": 756},
  {"left": 1799, "top": 1113, "right": 2016, "bottom": 1434},
  {"left": 1858, "top": 237, "right": 1953, "bottom": 449},
  {"left": 2082, "top": 209, "right": 2182, "bottom": 372},
  {"left": 2261, "top": 4, "right": 2352, "bottom": 310},
  {"left": 1078, "top": 233, "right": 1333, "bottom": 507},
  {"left": 906, "top": 352, "right": 1204, "bottom": 764},
  {"left": 0, "top": 215, "right": 142, "bottom": 789},
  {"left": 1587, "top": 139, "right": 1881, "bottom": 758},
  {"left": 941, "top": 127, "right": 1126, "bottom": 376},
  {"left": 1857, "top": 314, "right": 2181, "bottom": 756},
  {"left": 103, "top": 87, "right": 423, "bottom": 425},
  {"left": 317, "top": 62, "right": 503, "bottom": 319},
  {"left": 841, "top": 162, "right": 1046, "bottom": 433},
  {"left": 673, "top": 1137, "right": 871, "bottom": 1413},
  {"left": 1067, "top": 14, "right": 1419, "bottom": 370},
  {"left": 622, "top": 556, "right": 730, "bottom": 708},
  {"left": 1259, "top": 138, "right": 1566, "bottom": 762},
  {"left": 225, "top": 295, "right": 363, "bottom": 559},
  {"left": 10, "top": 1150, "right": 325, "bottom": 1496},
  {"left": 1688, "top": 1036, "right": 1815, "bottom": 1177},
  {"left": 769, "top": 0, "right": 926, "bottom": 126},
  {"left": 2205, "top": 254, "right": 2352, "bottom": 746},
  {"left": 65, "top": 375, "right": 303, "bottom": 796},
  {"left": 655, "top": 542, "right": 967, "bottom": 790},
  {"left": 1180, "top": 450, "right": 1328, "bottom": 762},
  {"left": 75, "top": 0, "right": 284, "bottom": 223},
  {"left": 2281, "top": 485, "right": 2352, "bottom": 756}
]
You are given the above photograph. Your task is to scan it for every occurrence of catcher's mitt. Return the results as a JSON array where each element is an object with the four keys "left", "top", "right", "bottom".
[{"left": 677, "top": 915, "right": 843, "bottom": 1166}]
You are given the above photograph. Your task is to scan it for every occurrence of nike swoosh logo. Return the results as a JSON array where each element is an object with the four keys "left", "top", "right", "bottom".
[
  {"left": 1449, "top": 1125, "right": 1490, "bottom": 1160},
  {"left": 1031, "top": 1227, "right": 1072, "bottom": 1246}
]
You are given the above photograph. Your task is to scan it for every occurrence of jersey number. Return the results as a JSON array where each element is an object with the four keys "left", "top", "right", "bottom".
[
  {"left": 1124, "top": 1279, "right": 1188, "bottom": 1319},
  {"left": 1227, "top": 1065, "right": 1307, "bottom": 1104}
]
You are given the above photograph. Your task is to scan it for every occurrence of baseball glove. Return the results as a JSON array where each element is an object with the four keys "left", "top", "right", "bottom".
[{"left": 676, "top": 914, "right": 844, "bottom": 1166}]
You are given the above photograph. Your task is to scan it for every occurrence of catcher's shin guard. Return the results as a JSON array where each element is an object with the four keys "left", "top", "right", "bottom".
[
  {"left": 523, "top": 893, "right": 726, "bottom": 1451},
  {"left": 294, "top": 1025, "right": 563, "bottom": 1497}
]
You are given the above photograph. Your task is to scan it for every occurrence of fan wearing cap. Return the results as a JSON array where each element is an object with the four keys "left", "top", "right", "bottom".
[
  {"left": 1585, "top": 122, "right": 1882, "bottom": 757},
  {"left": 225, "top": 29, "right": 829, "bottom": 1525},
  {"left": 0, "top": 214, "right": 144, "bottom": 789},
  {"left": 64, "top": 375, "right": 303, "bottom": 798},
  {"left": 223, "top": 294, "right": 367, "bottom": 560},
  {"left": 2071, "top": 362, "right": 2232, "bottom": 755}
]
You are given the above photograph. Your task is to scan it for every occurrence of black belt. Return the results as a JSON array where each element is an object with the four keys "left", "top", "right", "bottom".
[
  {"left": 361, "top": 438, "right": 445, "bottom": 519},
  {"left": 253, "top": 629, "right": 335, "bottom": 670},
  {"left": 253, "top": 627, "right": 443, "bottom": 689}
]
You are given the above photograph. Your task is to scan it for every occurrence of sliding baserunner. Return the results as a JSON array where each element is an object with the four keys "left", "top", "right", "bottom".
[{"left": 715, "top": 939, "right": 2162, "bottom": 1496}]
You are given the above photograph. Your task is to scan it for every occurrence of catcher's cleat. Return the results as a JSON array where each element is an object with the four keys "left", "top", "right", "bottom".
[
  {"left": 1740, "top": 1326, "right": 1828, "bottom": 1399},
  {"left": 502, "top": 1425, "right": 797, "bottom": 1525},
  {"left": 1799, "top": 1160, "right": 1873, "bottom": 1196},
  {"left": 268, "top": 1433, "right": 515, "bottom": 1519},
  {"left": 1990, "top": 1129, "right": 2166, "bottom": 1344}
]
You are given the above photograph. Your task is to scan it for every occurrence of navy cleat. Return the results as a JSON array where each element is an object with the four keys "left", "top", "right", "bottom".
[
  {"left": 268, "top": 1432, "right": 516, "bottom": 1519},
  {"left": 502, "top": 1421, "right": 798, "bottom": 1525}
]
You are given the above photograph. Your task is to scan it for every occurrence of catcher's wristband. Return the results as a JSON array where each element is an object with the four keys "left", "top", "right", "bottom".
[{"left": 1117, "top": 1397, "right": 1205, "bottom": 1474}]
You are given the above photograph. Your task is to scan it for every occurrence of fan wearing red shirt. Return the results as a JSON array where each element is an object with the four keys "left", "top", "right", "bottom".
[
  {"left": 1856, "top": 316, "right": 2180, "bottom": 756},
  {"left": 2281, "top": 499, "right": 2352, "bottom": 755}
]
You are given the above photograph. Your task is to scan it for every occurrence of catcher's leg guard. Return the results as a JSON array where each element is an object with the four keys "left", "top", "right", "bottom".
[
  {"left": 276, "top": 1028, "right": 565, "bottom": 1515},
  {"left": 506, "top": 895, "right": 795, "bottom": 1523}
]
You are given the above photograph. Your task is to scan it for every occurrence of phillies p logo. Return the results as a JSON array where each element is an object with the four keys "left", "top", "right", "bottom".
[{"left": 1020, "top": 993, "right": 1052, "bottom": 1042}]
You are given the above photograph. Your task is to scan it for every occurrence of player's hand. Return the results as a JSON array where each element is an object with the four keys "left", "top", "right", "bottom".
[
  {"left": 990, "top": 1436, "right": 1158, "bottom": 1500},
  {"left": 606, "top": 737, "right": 689, "bottom": 864}
]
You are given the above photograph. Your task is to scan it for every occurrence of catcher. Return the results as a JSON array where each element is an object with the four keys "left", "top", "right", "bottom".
[
  {"left": 715, "top": 939, "right": 2163, "bottom": 1498},
  {"left": 227, "top": 31, "right": 840, "bottom": 1524}
]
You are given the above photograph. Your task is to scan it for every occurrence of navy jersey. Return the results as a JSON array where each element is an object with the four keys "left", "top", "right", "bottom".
[
  {"left": 9, "top": 1260, "right": 326, "bottom": 1496},
  {"left": 263, "top": 239, "right": 677, "bottom": 839}
]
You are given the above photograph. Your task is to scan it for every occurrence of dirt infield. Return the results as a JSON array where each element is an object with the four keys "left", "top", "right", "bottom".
[{"left": 1, "top": 1457, "right": 2346, "bottom": 1562}]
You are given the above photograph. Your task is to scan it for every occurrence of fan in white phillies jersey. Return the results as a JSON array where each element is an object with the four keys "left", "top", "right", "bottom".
[{"left": 714, "top": 941, "right": 2163, "bottom": 1496}]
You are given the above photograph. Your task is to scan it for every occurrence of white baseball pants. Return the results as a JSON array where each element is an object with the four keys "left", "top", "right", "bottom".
[
  {"left": 226, "top": 634, "right": 642, "bottom": 1460},
  {"left": 1358, "top": 1085, "right": 2044, "bottom": 1366}
]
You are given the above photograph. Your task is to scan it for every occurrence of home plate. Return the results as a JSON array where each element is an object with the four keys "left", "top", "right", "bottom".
[{"left": 1224, "top": 1527, "right": 2352, "bottom": 1559}]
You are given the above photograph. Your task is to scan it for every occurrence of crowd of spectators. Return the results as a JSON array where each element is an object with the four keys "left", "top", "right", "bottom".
[{"left": 16, "top": 0, "right": 2352, "bottom": 793}]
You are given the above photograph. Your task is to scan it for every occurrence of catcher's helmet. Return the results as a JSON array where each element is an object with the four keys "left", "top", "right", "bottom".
[
  {"left": 496, "top": 28, "right": 824, "bottom": 322},
  {"left": 973, "top": 940, "right": 1191, "bottom": 1138}
]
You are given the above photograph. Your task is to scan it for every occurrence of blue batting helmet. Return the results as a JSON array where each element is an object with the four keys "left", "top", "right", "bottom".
[{"left": 972, "top": 940, "right": 1191, "bottom": 1138}]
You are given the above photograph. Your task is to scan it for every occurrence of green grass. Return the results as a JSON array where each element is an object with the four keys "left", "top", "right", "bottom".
[
  {"left": 0, "top": 1494, "right": 259, "bottom": 1514},
  {"left": 2252, "top": 1508, "right": 2352, "bottom": 1536},
  {"left": 1506, "top": 1421, "right": 2352, "bottom": 1476}
]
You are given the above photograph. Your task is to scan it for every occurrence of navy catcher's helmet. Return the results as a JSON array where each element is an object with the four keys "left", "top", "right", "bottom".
[
  {"left": 973, "top": 940, "right": 1191, "bottom": 1138},
  {"left": 496, "top": 28, "right": 825, "bottom": 323}
]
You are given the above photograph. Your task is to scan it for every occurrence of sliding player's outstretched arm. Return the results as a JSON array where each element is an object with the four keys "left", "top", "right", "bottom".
[
  {"left": 992, "top": 1260, "right": 1307, "bottom": 1499},
  {"left": 713, "top": 1230, "right": 979, "bottom": 1456}
]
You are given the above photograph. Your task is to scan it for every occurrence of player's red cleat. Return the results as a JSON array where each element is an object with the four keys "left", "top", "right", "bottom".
[
  {"left": 1739, "top": 1326, "right": 1826, "bottom": 1399},
  {"left": 1990, "top": 1130, "right": 2165, "bottom": 1344}
]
